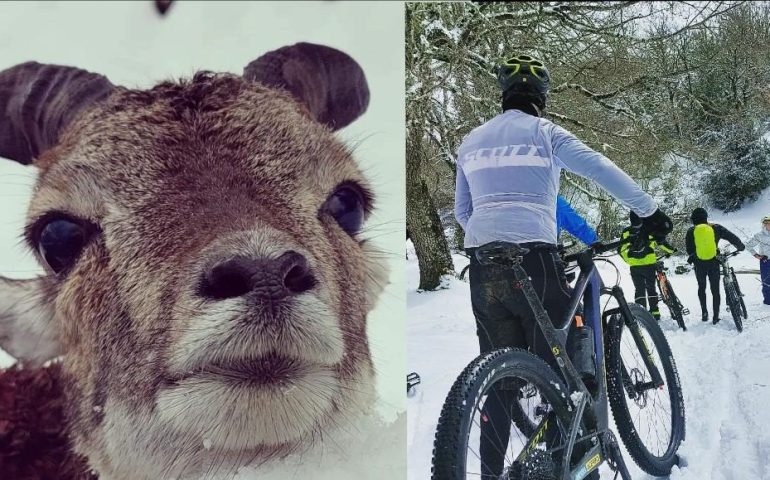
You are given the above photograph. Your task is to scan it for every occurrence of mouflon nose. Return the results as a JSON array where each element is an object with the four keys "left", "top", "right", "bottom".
[{"left": 198, "top": 251, "right": 316, "bottom": 300}]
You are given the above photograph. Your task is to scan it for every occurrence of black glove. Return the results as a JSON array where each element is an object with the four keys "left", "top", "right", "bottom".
[
  {"left": 737, "top": 243, "right": 746, "bottom": 252},
  {"left": 640, "top": 208, "right": 674, "bottom": 240}
]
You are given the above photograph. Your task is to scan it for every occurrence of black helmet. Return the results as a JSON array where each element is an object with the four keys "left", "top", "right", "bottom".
[
  {"left": 691, "top": 207, "right": 708, "bottom": 225},
  {"left": 497, "top": 54, "right": 550, "bottom": 97},
  {"left": 629, "top": 211, "right": 642, "bottom": 226}
]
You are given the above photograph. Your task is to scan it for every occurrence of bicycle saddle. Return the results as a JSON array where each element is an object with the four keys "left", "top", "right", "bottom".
[{"left": 475, "top": 241, "right": 530, "bottom": 266}]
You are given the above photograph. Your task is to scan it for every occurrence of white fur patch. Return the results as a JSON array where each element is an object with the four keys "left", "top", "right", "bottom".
[
  {"left": 156, "top": 366, "right": 339, "bottom": 447},
  {"left": 0, "top": 277, "right": 59, "bottom": 366},
  {"left": 98, "top": 365, "right": 375, "bottom": 480},
  {"left": 167, "top": 293, "right": 344, "bottom": 374},
  {"left": 360, "top": 241, "right": 390, "bottom": 312}
]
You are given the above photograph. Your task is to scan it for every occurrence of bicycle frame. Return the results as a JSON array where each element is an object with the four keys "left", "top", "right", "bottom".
[
  {"left": 479, "top": 241, "right": 665, "bottom": 480},
  {"left": 717, "top": 250, "right": 739, "bottom": 280}
]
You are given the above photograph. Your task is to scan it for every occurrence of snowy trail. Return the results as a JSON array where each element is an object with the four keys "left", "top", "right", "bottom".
[{"left": 408, "top": 192, "right": 770, "bottom": 480}]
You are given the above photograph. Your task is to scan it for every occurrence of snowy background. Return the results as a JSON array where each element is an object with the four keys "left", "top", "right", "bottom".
[
  {"left": 0, "top": 1, "right": 405, "bottom": 478},
  {"left": 407, "top": 190, "right": 770, "bottom": 480}
]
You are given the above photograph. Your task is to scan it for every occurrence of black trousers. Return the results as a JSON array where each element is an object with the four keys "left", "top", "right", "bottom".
[
  {"left": 630, "top": 264, "right": 659, "bottom": 316},
  {"left": 467, "top": 244, "right": 571, "bottom": 478},
  {"left": 694, "top": 258, "right": 720, "bottom": 316}
]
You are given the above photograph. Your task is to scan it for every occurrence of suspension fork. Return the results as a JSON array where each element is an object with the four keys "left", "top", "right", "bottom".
[{"left": 607, "top": 286, "right": 665, "bottom": 389}]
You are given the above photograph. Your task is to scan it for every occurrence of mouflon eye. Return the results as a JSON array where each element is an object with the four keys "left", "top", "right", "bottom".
[
  {"left": 37, "top": 218, "right": 90, "bottom": 274},
  {"left": 323, "top": 184, "right": 366, "bottom": 235}
]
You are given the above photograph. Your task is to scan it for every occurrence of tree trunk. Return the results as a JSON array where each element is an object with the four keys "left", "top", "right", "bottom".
[
  {"left": 450, "top": 168, "right": 466, "bottom": 251},
  {"left": 406, "top": 130, "right": 454, "bottom": 290}
]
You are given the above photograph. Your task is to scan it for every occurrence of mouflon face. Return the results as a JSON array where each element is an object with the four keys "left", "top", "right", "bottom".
[{"left": 0, "top": 43, "right": 387, "bottom": 479}]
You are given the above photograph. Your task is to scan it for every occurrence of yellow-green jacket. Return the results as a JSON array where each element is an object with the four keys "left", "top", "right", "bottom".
[{"left": 619, "top": 227, "right": 675, "bottom": 267}]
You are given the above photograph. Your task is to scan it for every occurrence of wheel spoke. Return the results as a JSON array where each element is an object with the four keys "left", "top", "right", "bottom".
[
  {"left": 437, "top": 354, "right": 568, "bottom": 480},
  {"left": 611, "top": 313, "right": 679, "bottom": 464}
]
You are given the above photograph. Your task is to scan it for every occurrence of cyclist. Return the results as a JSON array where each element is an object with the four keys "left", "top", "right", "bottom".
[
  {"left": 454, "top": 53, "right": 673, "bottom": 479},
  {"left": 557, "top": 195, "right": 600, "bottom": 246},
  {"left": 745, "top": 215, "right": 770, "bottom": 305},
  {"left": 685, "top": 207, "right": 745, "bottom": 323},
  {"left": 618, "top": 211, "right": 675, "bottom": 320}
]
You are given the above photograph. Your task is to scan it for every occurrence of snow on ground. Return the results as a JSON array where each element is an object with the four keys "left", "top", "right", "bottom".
[
  {"left": 0, "top": 2, "right": 405, "bottom": 478},
  {"left": 408, "top": 190, "right": 770, "bottom": 480}
]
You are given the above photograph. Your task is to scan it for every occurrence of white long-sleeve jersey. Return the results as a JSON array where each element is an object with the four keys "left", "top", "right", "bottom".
[{"left": 454, "top": 109, "right": 657, "bottom": 248}]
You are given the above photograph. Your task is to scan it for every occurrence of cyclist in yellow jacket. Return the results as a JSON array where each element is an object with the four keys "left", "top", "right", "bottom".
[
  {"left": 685, "top": 207, "right": 745, "bottom": 324},
  {"left": 619, "top": 212, "right": 675, "bottom": 320}
]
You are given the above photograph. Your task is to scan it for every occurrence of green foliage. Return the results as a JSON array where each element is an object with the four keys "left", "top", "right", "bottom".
[{"left": 703, "top": 123, "right": 770, "bottom": 212}]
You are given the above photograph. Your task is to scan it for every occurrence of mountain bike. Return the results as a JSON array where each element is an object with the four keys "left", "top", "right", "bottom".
[
  {"left": 655, "top": 257, "right": 689, "bottom": 331},
  {"left": 431, "top": 238, "right": 685, "bottom": 480},
  {"left": 717, "top": 249, "right": 748, "bottom": 332}
]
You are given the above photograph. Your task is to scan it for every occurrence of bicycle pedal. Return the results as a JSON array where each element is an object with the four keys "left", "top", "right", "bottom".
[
  {"left": 406, "top": 372, "right": 421, "bottom": 393},
  {"left": 682, "top": 309, "right": 690, "bottom": 315}
]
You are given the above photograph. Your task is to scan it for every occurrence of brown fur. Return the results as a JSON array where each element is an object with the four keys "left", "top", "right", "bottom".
[
  {"left": 0, "top": 363, "right": 96, "bottom": 480},
  {"left": 1, "top": 64, "right": 386, "bottom": 478}
]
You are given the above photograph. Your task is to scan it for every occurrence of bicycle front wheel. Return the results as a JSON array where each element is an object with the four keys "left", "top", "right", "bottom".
[
  {"left": 730, "top": 268, "right": 748, "bottom": 319},
  {"left": 725, "top": 280, "right": 744, "bottom": 332},
  {"left": 431, "top": 348, "right": 573, "bottom": 480},
  {"left": 606, "top": 303, "right": 685, "bottom": 476}
]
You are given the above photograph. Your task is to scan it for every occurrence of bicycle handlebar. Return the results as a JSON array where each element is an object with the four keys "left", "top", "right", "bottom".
[
  {"left": 562, "top": 236, "right": 632, "bottom": 264},
  {"left": 593, "top": 237, "right": 627, "bottom": 254},
  {"left": 718, "top": 249, "right": 740, "bottom": 259}
]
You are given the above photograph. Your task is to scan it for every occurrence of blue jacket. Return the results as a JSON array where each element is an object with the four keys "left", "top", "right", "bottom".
[{"left": 556, "top": 196, "right": 599, "bottom": 245}]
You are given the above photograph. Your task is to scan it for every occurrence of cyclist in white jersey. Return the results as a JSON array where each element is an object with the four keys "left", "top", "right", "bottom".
[{"left": 455, "top": 54, "right": 673, "bottom": 479}]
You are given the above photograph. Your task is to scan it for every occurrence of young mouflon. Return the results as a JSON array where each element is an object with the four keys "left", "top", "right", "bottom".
[{"left": 0, "top": 43, "right": 387, "bottom": 479}]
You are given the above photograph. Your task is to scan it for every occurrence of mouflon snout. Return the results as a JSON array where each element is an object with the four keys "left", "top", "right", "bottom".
[
  {"left": 0, "top": 42, "right": 389, "bottom": 480},
  {"left": 199, "top": 251, "right": 316, "bottom": 301}
]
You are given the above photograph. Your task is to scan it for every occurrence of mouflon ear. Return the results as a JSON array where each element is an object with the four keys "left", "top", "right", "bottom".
[
  {"left": 0, "top": 62, "right": 114, "bottom": 164},
  {"left": 243, "top": 42, "right": 369, "bottom": 131},
  {"left": 155, "top": 0, "right": 174, "bottom": 16}
]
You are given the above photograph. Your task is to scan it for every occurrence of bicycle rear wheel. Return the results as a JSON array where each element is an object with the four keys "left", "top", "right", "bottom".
[
  {"left": 662, "top": 279, "right": 687, "bottom": 331},
  {"left": 431, "top": 348, "right": 574, "bottom": 480},
  {"left": 606, "top": 304, "right": 685, "bottom": 476}
]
